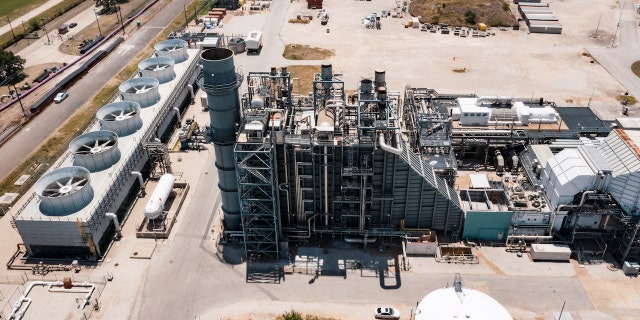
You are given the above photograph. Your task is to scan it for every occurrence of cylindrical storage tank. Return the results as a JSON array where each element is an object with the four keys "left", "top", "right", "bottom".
[
  {"left": 35, "top": 166, "right": 94, "bottom": 216},
  {"left": 69, "top": 130, "right": 121, "bottom": 172},
  {"left": 374, "top": 69, "right": 386, "bottom": 87},
  {"left": 119, "top": 77, "right": 161, "bottom": 108},
  {"left": 97, "top": 101, "right": 143, "bottom": 136},
  {"left": 138, "top": 57, "right": 176, "bottom": 84},
  {"left": 144, "top": 173, "right": 175, "bottom": 219},
  {"left": 198, "top": 48, "right": 242, "bottom": 230},
  {"left": 228, "top": 38, "right": 246, "bottom": 54},
  {"left": 360, "top": 78, "right": 374, "bottom": 100},
  {"left": 154, "top": 39, "right": 189, "bottom": 63}
]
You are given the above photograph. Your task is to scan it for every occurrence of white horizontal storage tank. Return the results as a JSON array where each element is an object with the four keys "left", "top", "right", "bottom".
[
  {"left": 119, "top": 77, "right": 161, "bottom": 108},
  {"left": 96, "top": 101, "right": 143, "bottom": 136},
  {"left": 69, "top": 130, "right": 121, "bottom": 172},
  {"left": 530, "top": 244, "right": 571, "bottom": 261},
  {"left": 138, "top": 56, "right": 176, "bottom": 84},
  {"left": 144, "top": 173, "right": 175, "bottom": 219},
  {"left": 34, "top": 166, "right": 94, "bottom": 216},
  {"left": 154, "top": 39, "right": 189, "bottom": 63}
]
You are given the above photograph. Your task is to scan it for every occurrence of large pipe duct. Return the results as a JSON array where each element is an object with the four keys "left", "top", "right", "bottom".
[
  {"left": 131, "top": 171, "right": 145, "bottom": 195},
  {"left": 199, "top": 48, "right": 242, "bottom": 230},
  {"left": 105, "top": 212, "right": 122, "bottom": 238}
]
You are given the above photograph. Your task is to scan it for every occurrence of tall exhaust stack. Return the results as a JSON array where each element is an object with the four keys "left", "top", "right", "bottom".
[{"left": 199, "top": 48, "right": 242, "bottom": 230}]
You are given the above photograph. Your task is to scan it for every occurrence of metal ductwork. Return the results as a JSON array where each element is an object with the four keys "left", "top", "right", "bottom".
[
  {"left": 198, "top": 48, "right": 243, "bottom": 230},
  {"left": 119, "top": 77, "right": 161, "bottom": 108},
  {"left": 154, "top": 39, "right": 189, "bottom": 63},
  {"left": 96, "top": 101, "right": 143, "bottom": 136},
  {"left": 138, "top": 56, "right": 176, "bottom": 84},
  {"left": 475, "top": 96, "right": 513, "bottom": 105},
  {"left": 35, "top": 166, "right": 94, "bottom": 216},
  {"left": 69, "top": 130, "right": 121, "bottom": 172}
]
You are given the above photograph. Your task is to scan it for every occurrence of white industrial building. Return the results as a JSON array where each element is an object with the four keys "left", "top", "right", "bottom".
[{"left": 12, "top": 39, "right": 200, "bottom": 259}]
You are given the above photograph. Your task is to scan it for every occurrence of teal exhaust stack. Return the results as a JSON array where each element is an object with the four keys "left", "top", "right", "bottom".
[{"left": 199, "top": 48, "right": 242, "bottom": 230}]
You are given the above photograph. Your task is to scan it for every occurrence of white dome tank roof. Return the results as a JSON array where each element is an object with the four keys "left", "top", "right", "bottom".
[
  {"left": 69, "top": 130, "right": 121, "bottom": 172},
  {"left": 35, "top": 166, "right": 94, "bottom": 216},
  {"left": 97, "top": 101, "right": 143, "bottom": 136},
  {"left": 154, "top": 39, "right": 188, "bottom": 63},
  {"left": 119, "top": 77, "right": 161, "bottom": 108},
  {"left": 138, "top": 56, "right": 176, "bottom": 84},
  {"left": 415, "top": 287, "right": 512, "bottom": 320}
]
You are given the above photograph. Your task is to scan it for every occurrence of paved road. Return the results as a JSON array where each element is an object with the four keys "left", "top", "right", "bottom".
[
  {"left": 0, "top": 0, "right": 192, "bottom": 180},
  {"left": 0, "top": 0, "right": 66, "bottom": 37},
  {"left": 587, "top": 0, "right": 640, "bottom": 110}
]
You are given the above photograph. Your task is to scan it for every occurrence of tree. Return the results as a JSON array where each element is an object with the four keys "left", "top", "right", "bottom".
[
  {"left": 95, "top": 0, "right": 128, "bottom": 12},
  {"left": 0, "top": 50, "right": 26, "bottom": 85},
  {"left": 465, "top": 10, "right": 477, "bottom": 25}
]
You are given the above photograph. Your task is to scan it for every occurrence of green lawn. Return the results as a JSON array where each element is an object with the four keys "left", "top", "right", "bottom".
[{"left": 0, "top": 0, "right": 48, "bottom": 21}]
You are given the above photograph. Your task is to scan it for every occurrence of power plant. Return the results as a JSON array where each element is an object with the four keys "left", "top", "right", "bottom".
[{"left": 8, "top": 44, "right": 640, "bottom": 273}]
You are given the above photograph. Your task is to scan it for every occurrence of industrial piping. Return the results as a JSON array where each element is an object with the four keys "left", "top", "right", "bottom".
[
  {"left": 8, "top": 281, "right": 96, "bottom": 319},
  {"left": 105, "top": 212, "right": 122, "bottom": 238},
  {"left": 378, "top": 132, "right": 403, "bottom": 155},
  {"left": 131, "top": 171, "right": 145, "bottom": 196}
]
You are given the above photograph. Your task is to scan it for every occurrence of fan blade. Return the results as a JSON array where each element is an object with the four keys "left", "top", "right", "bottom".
[
  {"left": 75, "top": 150, "right": 92, "bottom": 155},
  {"left": 66, "top": 177, "right": 74, "bottom": 186},
  {"left": 71, "top": 178, "right": 87, "bottom": 188},
  {"left": 56, "top": 181, "right": 64, "bottom": 188},
  {"left": 124, "top": 111, "right": 136, "bottom": 116}
]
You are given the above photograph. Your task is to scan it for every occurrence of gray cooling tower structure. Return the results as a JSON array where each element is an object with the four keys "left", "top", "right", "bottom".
[{"left": 199, "top": 48, "right": 242, "bottom": 230}]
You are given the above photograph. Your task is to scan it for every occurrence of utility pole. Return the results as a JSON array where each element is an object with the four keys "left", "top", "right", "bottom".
[
  {"left": 7, "top": 17, "right": 16, "bottom": 42},
  {"left": 39, "top": 18, "right": 51, "bottom": 44},
  {"left": 117, "top": 5, "right": 125, "bottom": 36},
  {"left": 94, "top": 9, "right": 103, "bottom": 37},
  {"left": 21, "top": 21, "right": 29, "bottom": 44}
]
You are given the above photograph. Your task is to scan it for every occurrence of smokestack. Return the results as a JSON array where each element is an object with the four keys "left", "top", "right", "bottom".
[{"left": 199, "top": 48, "right": 242, "bottom": 230}]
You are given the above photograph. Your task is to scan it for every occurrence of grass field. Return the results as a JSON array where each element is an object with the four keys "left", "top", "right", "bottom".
[{"left": 0, "top": 0, "right": 48, "bottom": 21}]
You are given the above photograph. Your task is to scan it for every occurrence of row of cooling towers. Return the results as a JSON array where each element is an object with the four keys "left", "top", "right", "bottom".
[{"left": 32, "top": 39, "right": 190, "bottom": 217}]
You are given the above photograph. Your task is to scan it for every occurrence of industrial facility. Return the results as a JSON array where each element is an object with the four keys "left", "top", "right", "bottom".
[
  {"left": 11, "top": 39, "right": 200, "bottom": 259},
  {"left": 9, "top": 42, "right": 640, "bottom": 273}
]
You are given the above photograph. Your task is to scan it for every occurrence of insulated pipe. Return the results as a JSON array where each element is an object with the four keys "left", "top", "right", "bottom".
[
  {"left": 173, "top": 107, "right": 181, "bottom": 123},
  {"left": 579, "top": 190, "right": 596, "bottom": 207},
  {"left": 187, "top": 84, "right": 195, "bottom": 104},
  {"left": 324, "top": 146, "right": 329, "bottom": 226},
  {"left": 378, "top": 132, "right": 402, "bottom": 155},
  {"left": 106, "top": 212, "right": 122, "bottom": 238},
  {"left": 131, "top": 171, "right": 144, "bottom": 189}
]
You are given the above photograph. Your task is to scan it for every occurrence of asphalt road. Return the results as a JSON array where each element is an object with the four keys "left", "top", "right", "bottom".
[{"left": 0, "top": 0, "right": 193, "bottom": 180}]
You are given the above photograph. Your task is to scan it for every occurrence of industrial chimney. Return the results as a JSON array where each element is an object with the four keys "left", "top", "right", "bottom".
[{"left": 199, "top": 48, "right": 242, "bottom": 230}]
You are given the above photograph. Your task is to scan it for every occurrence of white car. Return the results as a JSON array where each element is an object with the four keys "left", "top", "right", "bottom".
[
  {"left": 375, "top": 307, "right": 400, "bottom": 320},
  {"left": 54, "top": 91, "right": 68, "bottom": 103}
]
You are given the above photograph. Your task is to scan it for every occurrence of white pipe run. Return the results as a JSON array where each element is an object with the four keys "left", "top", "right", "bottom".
[
  {"left": 106, "top": 212, "right": 122, "bottom": 238},
  {"left": 173, "top": 107, "right": 181, "bottom": 123},
  {"left": 8, "top": 281, "right": 96, "bottom": 319},
  {"left": 131, "top": 171, "right": 144, "bottom": 187},
  {"left": 378, "top": 132, "right": 402, "bottom": 155}
]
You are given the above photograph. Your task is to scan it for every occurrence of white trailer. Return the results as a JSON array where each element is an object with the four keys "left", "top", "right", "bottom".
[{"left": 246, "top": 31, "right": 262, "bottom": 54}]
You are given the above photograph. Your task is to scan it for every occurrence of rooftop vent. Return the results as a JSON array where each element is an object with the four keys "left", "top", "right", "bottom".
[
  {"left": 119, "top": 77, "right": 160, "bottom": 108},
  {"left": 154, "top": 39, "right": 188, "bottom": 63},
  {"left": 69, "top": 130, "right": 121, "bottom": 172},
  {"left": 35, "top": 166, "right": 94, "bottom": 216},
  {"left": 96, "top": 101, "right": 142, "bottom": 136},
  {"left": 138, "top": 56, "right": 176, "bottom": 84}
]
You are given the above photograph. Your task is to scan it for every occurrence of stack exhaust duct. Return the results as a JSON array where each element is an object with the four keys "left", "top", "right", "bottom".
[{"left": 199, "top": 48, "right": 242, "bottom": 230}]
